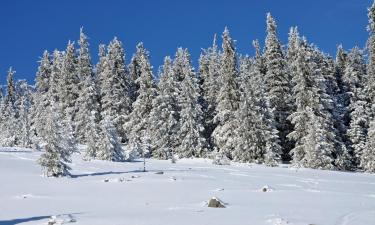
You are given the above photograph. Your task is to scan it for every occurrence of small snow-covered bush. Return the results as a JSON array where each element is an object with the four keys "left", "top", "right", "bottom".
[{"left": 212, "top": 151, "right": 230, "bottom": 165}]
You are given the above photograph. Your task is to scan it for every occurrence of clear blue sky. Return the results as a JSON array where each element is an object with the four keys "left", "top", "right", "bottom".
[{"left": 0, "top": 0, "right": 372, "bottom": 84}]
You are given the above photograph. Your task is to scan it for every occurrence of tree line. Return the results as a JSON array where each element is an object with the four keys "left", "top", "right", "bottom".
[{"left": 1, "top": 3, "right": 375, "bottom": 176}]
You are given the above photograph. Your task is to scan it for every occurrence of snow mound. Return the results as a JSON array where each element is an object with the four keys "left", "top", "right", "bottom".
[{"left": 47, "top": 214, "right": 76, "bottom": 224}]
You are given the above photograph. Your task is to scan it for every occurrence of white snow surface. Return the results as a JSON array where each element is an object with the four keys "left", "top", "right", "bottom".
[{"left": 1, "top": 147, "right": 375, "bottom": 225}]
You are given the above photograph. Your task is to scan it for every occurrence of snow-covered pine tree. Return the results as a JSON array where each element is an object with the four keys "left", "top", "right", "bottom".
[
  {"left": 314, "top": 49, "right": 351, "bottom": 170},
  {"left": 38, "top": 102, "right": 72, "bottom": 177},
  {"left": 367, "top": 0, "right": 375, "bottom": 109},
  {"left": 31, "top": 50, "right": 51, "bottom": 141},
  {"left": 18, "top": 96, "right": 32, "bottom": 148},
  {"left": 75, "top": 28, "right": 100, "bottom": 143},
  {"left": 212, "top": 27, "right": 240, "bottom": 159},
  {"left": 252, "top": 39, "right": 267, "bottom": 77},
  {"left": 344, "top": 47, "right": 369, "bottom": 167},
  {"left": 100, "top": 37, "right": 132, "bottom": 141},
  {"left": 199, "top": 35, "right": 221, "bottom": 146},
  {"left": 287, "top": 39, "right": 336, "bottom": 170},
  {"left": 362, "top": 0, "right": 375, "bottom": 173},
  {"left": 49, "top": 50, "right": 64, "bottom": 104},
  {"left": 149, "top": 57, "right": 179, "bottom": 159},
  {"left": 363, "top": 118, "right": 375, "bottom": 172},
  {"left": 4, "top": 67, "right": 16, "bottom": 107},
  {"left": 0, "top": 68, "right": 20, "bottom": 147},
  {"left": 176, "top": 48, "right": 207, "bottom": 158},
  {"left": 264, "top": 13, "right": 292, "bottom": 159},
  {"left": 84, "top": 111, "right": 102, "bottom": 160},
  {"left": 96, "top": 115, "right": 124, "bottom": 161},
  {"left": 124, "top": 43, "right": 156, "bottom": 157},
  {"left": 128, "top": 43, "right": 144, "bottom": 102},
  {"left": 96, "top": 44, "right": 106, "bottom": 97},
  {"left": 286, "top": 27, "right": 300, "bottom": 107},
  {"left": 233, "top": 57, "right": 281, "bottom": 165},
  {"left": 59, "top": 41, "right": 79, "bottom": 127}
]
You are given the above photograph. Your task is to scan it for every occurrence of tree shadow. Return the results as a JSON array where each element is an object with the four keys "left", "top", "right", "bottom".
[
  {"left": 70, "top": 169, "right": 146, "bottom": 178},
  {"left": 0, "top": 215, "right": 50, "bottom": 225},
  {"left": 0, "top": 213, "right": 82, "bottom": 225},
  {"left": 71, "top": 168, "right": 193, "bottom": 178}
]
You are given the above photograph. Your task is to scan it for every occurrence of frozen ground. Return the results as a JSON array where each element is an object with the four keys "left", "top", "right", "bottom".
[{"left": 1, "top": 147, "right": 375, "bottom": 225}]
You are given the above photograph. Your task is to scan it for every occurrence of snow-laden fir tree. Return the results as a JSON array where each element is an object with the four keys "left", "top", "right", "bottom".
[
  {"left": 0, "top": 68, "right": 20, "bottom": 147},
  {"left": 18, "top": 96, "right": 32, "bottom": 148},
  {"left": 344, "top": 47, "right": 369, "bottom": 166},
  {"left": 233, "top": 57, "right": 281, "bottom": 165},
  {"left": 124, "top": 43, "right": 156, "bottom": 158},
  {"left": 287, "top": 40, "right": 337, "bottom": 170},
  {"left": 149, "top": 57, "right": 179, "bottom": 159},
  {"left": 128, "top": 44, "right": 144, "bottom": 102},
  {"left": 38, "top": 102, "right": 72, "bottom": 177},
  {"left": 48, "top": 50, "right": 64, "bottom": 104},
  {"left": 75, "top": 28, "right": 100, "bottom": 143},
  {"left": 84, "top": 111, "right": 102, "bottom": 160},
  {"left": 212, "top": 27, "right": 240, "bottom": 159},
  {"left": 199, "top": 34, "right": 221, "bottom": 144},
  {"left": 31, "top": 50, "right": 51, "bottom": 141},
  {"left": 175, "top": 48, "right": 207, "bottom": 158},
  {"left": 59, "top": 41, "right": 79, "bottom": 126},
  {"left": 314, "top": 49, "right": 351, "bottom": 170},
  {"left": 367, "top": 1, "right": 375, "bottom": 109},
  {"left": 96, "top": 115, "right": 124, "bottom": 161},
  {"left": 264, "top": 13, "right": 292, "bottom": 158},
  {"left": 286, "top": 27, "right": 300, "bottom": 111},
  {"left": 363, "top": 118, "right": 375, "bottom": 172},
  {"left": 99, "top": 37, "right": 132, "bottom": 141},
  {"left": 4, "top": 67, "right": 16, "bottom": 107}
]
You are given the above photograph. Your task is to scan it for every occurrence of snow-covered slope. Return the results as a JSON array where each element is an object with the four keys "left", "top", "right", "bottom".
[{"left": 0, "top": 148, "right": 375, "bottom": 225}]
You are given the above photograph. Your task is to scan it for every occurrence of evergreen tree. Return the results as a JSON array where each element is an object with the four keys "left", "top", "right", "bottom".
[
  {"left": 264, "top": 13, "right": 292, "bottom": 158},
  {"left": 38, "top": 102, "right": 72, "bottom": 177},
  {"left": 128, "top": 44, "right": 144, "bottom": 102},
  {"left": 345, "top": 47, "right": 369, "bottom": 166},
  {"left": 5, "top": 67, "right": 16, "bottom": 107},
  {"left": 149, "top": 57, "right": 179, "bottom": 159},
  {"left": 84, "top": 111, "right": 102, "bottom": 160},
  {"left": 212, "top": 27, "right": 240, "bottom": 159},
  {"left": 233, "top": 58, "right": 281, "bottom": 165},
  {"left": 75, "top": 28, "right": 100, "bottom": 143},
  {"left": 59, "top": 41, "right": 79, "bottom": 126},
  {"left": 367, "top": 1, "right": 375, "bottom": 108},
  {"left": 124, "top": 43, "right": 156, "bottom": 155},
  {"left": 96, "top": 116, "right": 124, "bottom": 161},
  {"left": 176, "top": 49, "right": 207, "bottom": 158},
  {"left": 199, "top": 35, "right": 221, "bottom": 145},
  {"left": 100, "top": 37, "right": 132, "bottom": 141},
  {"left": 31, "top": 50, "right": 52, "bottom": 140},
  {"left": 288, "top": 40, "right": 336, "bottom": 170}
]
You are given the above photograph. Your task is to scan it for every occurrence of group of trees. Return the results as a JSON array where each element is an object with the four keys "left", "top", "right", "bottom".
[{"left": 1, "top": 2, "right": 375, "bottom": 176}]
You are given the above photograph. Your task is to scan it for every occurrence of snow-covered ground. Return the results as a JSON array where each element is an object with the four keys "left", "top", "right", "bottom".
[{"left": 1, "top": 147, "right": 375, "bottom": 225}]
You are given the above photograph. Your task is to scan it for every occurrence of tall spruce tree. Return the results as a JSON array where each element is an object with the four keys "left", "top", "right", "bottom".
[
  {"left": 199, "top": 35, "right": 221, "bottom": 146},
  {"left": 31, "top": 51, "right": 52, "bottom": 141},
  {"left": 124, "top": 43, "right": 156, "bottom": 156},
  {"left": 264, "top": 13, "right": 292, "bottom": 159},
  {"left": 38, "top": 102, "right": 72, "bottom": 177},
  {"left": 75, "top": 28, "right": 100, "bottom": 143},
  {"left": 212, "top": 27, "right": 240, "bottom": 159},
  {"left": 100, "top": 37, "right": 132, "bottom": 141},
  {"left": 344, "top": 47, "right": 369, "bottom": 166},
  {"left": 176, "top": 49, "right": 207, "bottom": 158},
  {"left": 59, "top": 41, "right": 79, "bottom": 127},
  {"left": 149, "top": 57, "right": 179, "bottom": 159},
  {"left": 233, "top": 57, "right": 281, "bottom": 165},
  {"left": 288, "top": 40, "right": 337, "bottom": 170}
]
